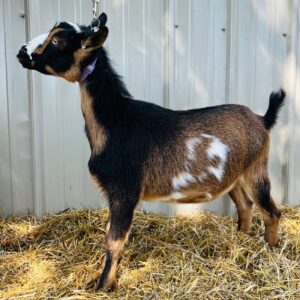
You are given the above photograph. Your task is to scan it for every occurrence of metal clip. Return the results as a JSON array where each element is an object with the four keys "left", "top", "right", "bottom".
[
  {"left": 92, "top": 0, "right": 100, "bottom": 19},
  {"left": 91, "top": 0, "right": 101, "bottom": 32}
]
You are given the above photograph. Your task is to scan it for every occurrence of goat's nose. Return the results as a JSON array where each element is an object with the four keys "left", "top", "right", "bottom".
[
  {"left": 20, "top": 45, "right": 27, "bottom": 54},
  {"left": 17, "top": 45, "right": 28, "bottom": 59}
]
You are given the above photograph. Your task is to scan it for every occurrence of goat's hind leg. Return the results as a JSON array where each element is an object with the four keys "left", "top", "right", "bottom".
[
  {"left": 229, "top": 184, "right": 253, "bottom": 234},
  {"left": 249, "top": 175, "right": 281, "bottom": 247},
  {"left": 96, "top": 198, "right": 137, "bottom": 291},
  {"left": 245, "top": 155, "right": 281, "bottom": 248}
]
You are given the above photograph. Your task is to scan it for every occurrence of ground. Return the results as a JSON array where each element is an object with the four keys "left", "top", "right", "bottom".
[{"left": 0, "top": 207, "right": 299, "bottom": 299}]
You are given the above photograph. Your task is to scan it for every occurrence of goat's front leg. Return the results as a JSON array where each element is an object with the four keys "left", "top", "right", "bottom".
[
  {"left": 229, "top": 185, "right": 253, "bottom": 234},
  {"left": 96, "top": 199, "right": 137, "bottom": 291}
]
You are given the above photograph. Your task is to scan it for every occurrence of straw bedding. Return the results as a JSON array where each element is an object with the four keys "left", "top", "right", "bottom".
[{"left": 0, "top": 206, "right": 299, "bottom": 299}]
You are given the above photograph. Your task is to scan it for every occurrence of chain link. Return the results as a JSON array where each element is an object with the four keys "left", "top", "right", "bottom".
[{"left": 92, "top": 0, "right": 101, "bottom": 19}]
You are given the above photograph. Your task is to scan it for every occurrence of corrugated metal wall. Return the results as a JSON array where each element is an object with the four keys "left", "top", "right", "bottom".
[{"left": 1, "top": 0, "right": 299, "bottom": 217}]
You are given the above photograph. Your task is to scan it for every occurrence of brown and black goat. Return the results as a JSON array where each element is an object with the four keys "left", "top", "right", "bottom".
[{"left": 17, "top": 13, "right": 285, "bottom": 291}]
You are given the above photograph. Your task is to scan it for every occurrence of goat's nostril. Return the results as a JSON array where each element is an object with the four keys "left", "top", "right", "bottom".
[{"left": 20, "top": 45, "right": 27, "bottom": 54}]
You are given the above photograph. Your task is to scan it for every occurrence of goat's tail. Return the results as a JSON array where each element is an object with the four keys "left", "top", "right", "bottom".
[{"left": 263, "top": 88, "right": 286, "bottom": 130}]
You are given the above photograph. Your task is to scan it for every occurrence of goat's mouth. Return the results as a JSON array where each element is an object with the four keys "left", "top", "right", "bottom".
[{"left": 17, "top": 56, "right": 35, "bottom": 69}]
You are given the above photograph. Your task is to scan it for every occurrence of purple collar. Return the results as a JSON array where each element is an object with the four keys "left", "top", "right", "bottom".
[{"left": 79, "top": 57, "right": 98, "bottom": 82}]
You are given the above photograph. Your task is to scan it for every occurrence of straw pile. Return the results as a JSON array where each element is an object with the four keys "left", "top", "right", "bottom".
[{"left": 0, "top": 206, "right": 299, "bottom": 299}]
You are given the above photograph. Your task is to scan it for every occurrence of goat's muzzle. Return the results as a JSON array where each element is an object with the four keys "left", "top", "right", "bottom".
[{"left": 17, "top": 46, "right": 32, "bottom": 68}]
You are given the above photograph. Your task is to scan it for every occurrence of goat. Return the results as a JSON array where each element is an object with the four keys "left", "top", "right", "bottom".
[{"left": 17, "top": 13, "right": 285, "bottom": 291}]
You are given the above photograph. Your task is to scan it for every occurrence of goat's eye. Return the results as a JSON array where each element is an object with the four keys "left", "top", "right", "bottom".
[{"left": 52, "top": 38, "right": 59, "bottom": 46}]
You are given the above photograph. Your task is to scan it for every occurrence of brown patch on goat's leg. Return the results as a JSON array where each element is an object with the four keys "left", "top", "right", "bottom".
[
  {"left": 96, "top": 200, "right": 136, "bottom": 291},
  {"left": 229, "top": 185, "right": 253, "bottom": 234},
  {"left": 105, "top": 220, "right": 111, "bottom": 234},
  {"left": 100, "top": 217, "right": 111, "bottom": 269},
  {"left": 97, "top": 234, "right": 129, "bottom": 291}
]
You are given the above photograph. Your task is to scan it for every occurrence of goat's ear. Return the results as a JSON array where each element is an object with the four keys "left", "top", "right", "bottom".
[
  {"left": 81, "top": 26, "right": 108, "bottom": 50},
  {"left": 90, "top": 12, "right": 107, "bottom": 29},
  {"left": 99, "top": 13, "right": 107, "bottom": 26}
]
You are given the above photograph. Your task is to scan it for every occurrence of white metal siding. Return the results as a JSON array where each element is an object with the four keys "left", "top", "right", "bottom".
[
  {"left": 0, "top": 0, "right": 33, "bottom": 215},
  {"left": 0, "top": 0, "right": 299, "bottom": 216}
]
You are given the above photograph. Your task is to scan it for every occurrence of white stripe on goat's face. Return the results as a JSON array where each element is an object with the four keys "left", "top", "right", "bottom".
[
  {"left": 66, "top": 22, "right": 82, "bottom": 33},
  {"left": 23, "top": 22, "right": 81, "bottom": 60},
  {"left": 25, "top": 32, "right": 49, "bottom": 60},
  {"left": 202, "top": 134, "right": 228, "bottom": 181}
]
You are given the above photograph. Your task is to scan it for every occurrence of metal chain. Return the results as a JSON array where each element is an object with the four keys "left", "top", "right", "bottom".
[
  {"left": 92, "top": 0, "right": 100, "bottom": 19},
  {"left": 91, "top": 0, "right": 102, "bottom": 32}
]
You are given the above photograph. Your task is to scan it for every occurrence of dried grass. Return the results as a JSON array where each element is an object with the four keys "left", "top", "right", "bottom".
[{"left": 0, "top": 206, "right": 299, "bottom": 300}]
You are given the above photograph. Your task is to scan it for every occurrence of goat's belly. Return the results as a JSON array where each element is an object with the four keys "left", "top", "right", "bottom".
[
  {"left": 141, "top": 181, "right": 237, "bottom": 204},
  {"left": 141, "top": 192, "right": 212, "bottom": 204}
]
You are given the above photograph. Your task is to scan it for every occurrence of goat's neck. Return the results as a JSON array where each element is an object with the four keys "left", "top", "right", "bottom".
[
  {"left": 79, "top": 48, "right": 130, "bottom": 152},
  {"left": 80, "top": 48, "right": 130, "bottom": 117}
]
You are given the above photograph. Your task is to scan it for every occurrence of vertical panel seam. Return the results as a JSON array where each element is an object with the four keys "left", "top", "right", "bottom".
[
  {"left": 4, "top": 0, "right": 18, "bottom": 213},
  {"left": 225, "top": 0, "right": 232, "bottom": 105},
  {"left": 26, "top": 0, "right": 47, "bottom": 216},
  {"left": 223, "top": 0, "right": 232, "bottom": 214},
  {"left": 271, "top": 1, "right": 276, "bottom": 89},
  {"left": 187, "top": 0, "right": 191, "bottom": 108},
  {"left": 286, "top": 0, "right": 298, "bottom": 204},
  {"left": 25, "top": 0, "right": 36, "bottom": 215},
  {"left": 2, "top": 0, "right": 14, "bottom": 213}
]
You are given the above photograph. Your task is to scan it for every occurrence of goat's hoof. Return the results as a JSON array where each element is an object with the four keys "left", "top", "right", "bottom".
[
  {"left": 95, "top": 277, "right": 118, "bottom": 292},
  {"left": 237, "top": 220, "right": 252, "bottom": 235},
  {"left": 237, "top": 226, "right": 251, "bottom": 235},
  {"left": 264, "top": 233, "right": 279, "bottom": 248}
]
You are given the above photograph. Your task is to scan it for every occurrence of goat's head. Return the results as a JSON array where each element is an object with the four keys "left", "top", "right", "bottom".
[{"left": 17, "top": 13, "right": 108, "bottom": 82}]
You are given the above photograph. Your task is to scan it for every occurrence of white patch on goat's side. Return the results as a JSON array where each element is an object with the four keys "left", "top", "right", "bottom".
[
  {"left": 67, "top": 22, "right": 81, "bottom": 33},
  {"left": 207, "top": 166, "right": 224, "bottom": 181},
  {"left": 202, "top": 134, "right": 229, "bottom": 181},
  {"left": 186, "top": 138, "right": 201, "bottom": 161},
  {"left": 172, "top": 172, "right": 197, "bottom": 190},
  {"left": 206, "top": 137, "right": 228, "bottom": 162},
  {"left": 197, "top": 172, "right": 208, "bottom": 182},
  {"left": 25, "top": 32, "right": 49, "bottom": 59}
]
